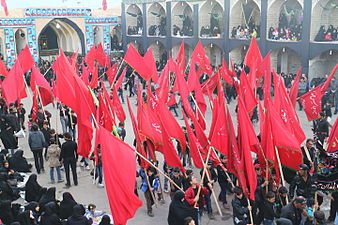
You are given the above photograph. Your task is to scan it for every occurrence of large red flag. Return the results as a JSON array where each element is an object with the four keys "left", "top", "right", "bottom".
[
  {"left": 111, "top": 87, "right": 126, "bottom": 122},
  {"left": 289, "top": 67, "right": 302, "bottom": 108},
  {"left": 183, "top": 114, "right": 205, "bottom": 168},
  {"left": 201, "top": 71, "right": 219, "bottom": 95},
  {"left": 158, "top": 128, "right": 185, "bottom": 172},
  {"left": 1, "top": 0, "right": 8, "bottom": 16},
  {"left": 84, "top": 45, "right": 96, "bottom": 70},
  {"left": 81, "top": 64, "right": 90, "bottom": 86},
  {"left": 17, "top": 45, "right": 35, "bottom": 73},
  {"left": 220, "top": 60, "right": 234, "bottom": 86},
  {"left": 239, "top": 69, "right": 257, "bottom": 113},
  {"left": 155, "top": 62, "right": 170, "bottom": 103},
  {"left": 124, "top": 45, "right": 152, "bottom": 80},
  {"left": 300, "top": 65, "right": 338, "bottom": 121},
  {"left": 237, "top": 96, "right": 258, "bottom": 200},
  {"left": 191, "top": 42, "right": 212, "bottom": 76},
  {"left": 175, "top": 41, "right": 185, "bottom": 72},
  {"left": 2, "top": 59, "right": 26, "bottom": 104},
  {"left": 144, "top": 49, "right": 158, "bottom": 83},
  {"left": 115, "top": 67, "right": 127, "bottom": 90},
  {"left": 97, "top": 126, "right": 142, "bottom": 225},
  {"left": 327, "top": 118, "right": 338, "bottom": 153},
  {"left": 106, "top": 64, "right": 118, "bottom": 86},
  {"left": 97, "top": 94, "right": 114, "bottom": 131},
  {"left": 30, "top": 67, "right": 53, "bottom": 106},
  {"left": 96, "top": 43, "right": 107, "bottom": 67},
  {"left": 0, "top": 58, "right": 8, "bottom": 77},
  {"left": 89, "top": 65, "right": 99, "bottom": 89},
  {"left": 244, "top": 37, "right": 262, "bottom": 88}
]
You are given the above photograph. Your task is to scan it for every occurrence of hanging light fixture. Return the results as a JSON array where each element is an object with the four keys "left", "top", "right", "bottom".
[{"left": 56, "top": 22, "right": 61, "bottom": 29}]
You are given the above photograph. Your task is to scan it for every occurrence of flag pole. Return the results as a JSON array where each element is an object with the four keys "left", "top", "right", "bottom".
[
  {"left": 247, "top": 198, "right": 254, "bottom": 224},
  {"left": 274, "top": 146, "right": 289, "bottom": 204},
  {"left": 143, "top": 168, "right": 158, "bottom": 208}
]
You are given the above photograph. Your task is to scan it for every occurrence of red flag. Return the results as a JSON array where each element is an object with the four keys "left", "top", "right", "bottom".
[
  {"left": 183, "top": 114, "right": 204, "bottom": 168},
  {"left": 158, "top": 128, "right": 185, "bottom": 172},
  {"left": 89, "top": 65, "right": 99, "bottom": 89},
  {"left": 115, "top": 67, "right": 127, "bottom": 90},
  {"left": 239, "top": 70, "right": 258, "bottom": 113},
  {"left": 81, "top": 65, "right": 90, "bottom": 86},
  {"left": 321, "top": 64, "right": 338, "bottom": 92},
  {"left": 106, "top": 64, "right": 118, "bottom": 86},
  {"left": 124, "top": 45, "right": 152, "bottom": 80},
  {"left": 156, "top": 62, "right": 170, "bottom": 103},
  {"left": 97, "top": 94, "right": 114, "bottom": 131},
  {"left": 175, "top": 41, "right": 185, "bottom": 72},
  {"left": 69, "top": 51, "right": 78, "bottom": 67},
  {"left": 17, "top": 45, "right": 35, "bottom": 73},
  {"left": 84, "top": 45, "right": 96, "bottom": 70},
  {"left": 187, "top": 61, "right": 198, "bottom": 92},
  {"left": 96, "top": 43, "right": 107, "bottom": 67},
  {"left": 289, "top": 67, "right": 302, "bottom": 108},
  {"left": 327, "top": 118, "right": 338, "bottom": 153},
  {"left": 31, "top": 93, "right": 39, "bottom": 122},
  {"left": 244, "top": 37, "right": 262, "bottom": 88},
  {"left": 201, "top": 72, "right": 219, "bottom": 95},
  {"left": 30, "top": 67, "right": 53, "bottom": 106},
  {"left": 237, "top": 96, "right": 258, "bottom": 200},
  {"left": 144, "top": 49, "right": 158, "bottom": 83},
  {"left": 102, "top": 0, "right": 108, "bottom": 10},
  {"left": 1, "top": 0, "right": 8, "bottom": 16},
  {"left": 176, "top": 70, "right": 195, "bottom": 119},
  {"left": 111, "top": 87, "right": 126, "bottom": 122},
  {"left": 0, "top": 58, "right": 8, "bottom": 77},
  {"left": 220, "top": 60, "right": 234, "bottom": 86},
  {"left": 2, "top": 60, "right": 26, "bottom": 104},
  {"left": 127, "top": 98, "right": 148, "bottom": 168},
  {"left": 97, "top": 126, "right": 142, "bottom": 225},
  {"left": 191, "top": 42, "right": 212, "bottom": 76}
]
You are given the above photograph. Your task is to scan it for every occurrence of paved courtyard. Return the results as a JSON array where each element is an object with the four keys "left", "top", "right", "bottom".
[{"left": 16, "top": 85, "right": 334, "bottom": 225}]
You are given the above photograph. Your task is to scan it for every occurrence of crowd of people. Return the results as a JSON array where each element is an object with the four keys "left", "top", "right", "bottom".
[
  {"left": 148, "top": 17, "right": 166, "bottom": 36},
  {"left": 231, "top": 25, "right": 260, "bottom": 40},
  {"left": 172, "top": 15, "right": 193, "bottom": 37},
  {"left": 315, "top": 25, "right": 338, "bottom": 42},
  {"left": 200, "top": 26, "right": 221, "bottom": 38},
  {"left": 268, "top": 26, "right": 302, "bottom": 41}
]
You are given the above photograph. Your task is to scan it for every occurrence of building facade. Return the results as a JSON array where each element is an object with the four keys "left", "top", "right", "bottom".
[
  {"left": 121, "top": 0, "right": 338, "bottom": 80},
  {"left": 0, "top": 7, "right": 121, "bottom": 65}
]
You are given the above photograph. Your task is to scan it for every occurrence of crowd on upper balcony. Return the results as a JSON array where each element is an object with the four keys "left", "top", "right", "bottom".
[
  {"left": 148, "top": 17, "right": 166, "bottom": 36},
  {"left": 315, "top": 25, "right": 338, "bottom": 42},
  {"left": 231, "top": 24, "right": 260, "bottom": 39},
  {"left": 268, "top": 25, "right": 302, "bottom": 41}
]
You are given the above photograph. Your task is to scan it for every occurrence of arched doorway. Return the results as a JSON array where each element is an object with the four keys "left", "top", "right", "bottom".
[
  {"left": 94, "top": 26, "right": 104, "bottom": 45},
  {"left": 148, "top": 41, "right": 167, "bottom": 70},
  {"left": 15, "top": 28, "right": 27, "bottom": 54},
  {"left": 230, "top": 0, "right": 260, "bottom": 39},
  {"left": 205, "top": 43, "right": 222, "bottom": 66},
  {"left": 309, "top": 50, "right": 338, "bottom": 80},
  {"left": 270, "top": 47, "right": 301, "bottom": 74},
  {"left": 127, "top": 41, "right": 144, "bottom": 55},
  {"left": 230, "top": 45, "right": 249, "bottom": 64},
  {"left": 172, "top": 2, "right": 193, "bottom": 37},
  {"left": 267, "top": 0, "right": 303, "bottom": 41},
  {"left": 126, "top": 4, "right": 143, "bottom": 36},
  {"left": 199, "top": 0, "right": 224, "bottom": 38},
  {"left": 111, "top": 25, "right": 122, "bottom": 51},
  {"left": 38, "top": 18, "right": 84, "bottom": 56},
  {"left": 147, "top": 2, "right": 166, "bottom": 36},
  {"left": 172, "top": 42, "right": 193, "bottom": 66},
  {"left": 311, "top": 0, "right": 338, "bottom": 42}
]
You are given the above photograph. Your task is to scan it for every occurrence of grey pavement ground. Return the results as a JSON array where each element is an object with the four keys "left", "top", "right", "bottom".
[{"left": 16, "top": 86, "right": 335, "bottom": 225}]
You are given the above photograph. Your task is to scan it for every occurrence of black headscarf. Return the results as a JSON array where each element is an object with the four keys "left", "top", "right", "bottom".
[
  {"left": 0, "top": 200, "right": 13, "bottom": 224},
  {"left": 66, "top": 204, "right": 90, "bottom": 225},
  {"left": 17, "top": 210, "right": 33, "bottom": 225},
  {"left": 99, "top": 215, "right": 111, "bottom": 225},
  {"left": 25, "top": 174, "right": 42, "bottom": 202},
  {"left": 167, "top": 191, "right": 197, "bottom": 225},
  {"left": 40, "top": 202, "right": 62, "bottom": 225},
  {"left": 9, "top": 150, "right": 31, "bottom": 172},
  {"left": 59, "top": 192, "right": 77, "bottom": 219},
  {"left": 39, "top": 187, "right": 56, "bottom": 210}
]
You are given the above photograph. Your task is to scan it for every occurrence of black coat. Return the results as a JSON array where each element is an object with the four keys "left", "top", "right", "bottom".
[
  {"left": 66, "top": 205, "right": 91, "bottom": 225},
  {"left": 59, "top": 192, "right": 77, "bottom": 220},
  {"left": 289, "top": 174, "right": 314, "bottom": 199},
  {"left": 25, "top": 174, "right": 43, "bottom": 202},
  {"left": 167, "top": 191, "right": 197, "bottom": 225},
  {"left": 40, "top": 202, "right": 62, "bottom": 225},
  {"left": 263, "top": 200, "right": 278, "bottom": 220},
  {"left": 280, "top": 202, "right": 303, "bottom": 225},
  {"left": 232, "top": 196, "right": 249, "bottom": 225},
  {"left": 9, "top": 150, "right": 31, "bottom": 172}
]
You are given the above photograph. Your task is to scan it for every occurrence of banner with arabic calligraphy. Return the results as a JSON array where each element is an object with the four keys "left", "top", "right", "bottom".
[{"left": 314, "top": 151, "right": 338, "bottom": 191}]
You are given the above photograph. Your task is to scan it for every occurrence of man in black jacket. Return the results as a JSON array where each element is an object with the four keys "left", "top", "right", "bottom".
[
  {"left": 263, "top": 191, "right": 278, "bottom": 225},
  {"left": 280, "top": 196, "right": 307, "bottom": 225},
  {"left": 60, "top": 132, "right": 78, "bottom": 188},
  {"left": 232, "top": 186, "right": 251, "bottom": 225},
  {"left": 289, "top": 164, "right": 314, "bottom": 199}
]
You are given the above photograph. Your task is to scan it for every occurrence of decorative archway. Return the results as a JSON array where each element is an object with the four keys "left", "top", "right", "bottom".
[
  {"left": 230, "top": 0, "right": 260, "bottom": 39},
  {"left": 270, "top": 47, "right": 301, "bottom": 74},
  {"left": 311, "top": 0, "right": 338, "bottom": 42},
  {"left": 172, "top": 2, "right": 193, "bottom": 37},
  {"left": 147, "top": 2, "right": 166, "bottom": 36},
  {"left": 267, "top": 0, "right": 303, "bottom": 41},
  {"left": 230, "top": 45, "right": 249, "bottom": 64},
  {"left": 126, "top": 4, "right": 143, "bottom": 36},
  {"left": 15, "top": 28, "right": 27, "bottom": 54},
  {"left": 199, "top": 0, "right": 224, "bottom": 38},
  {"left": 148, "top": 41, "right": 167, "bottom": 70},
  {"left": 309, "top": 50, "right": 338, "bottom": 80},
  {"left": 205, "top": 43, "right": 223, "bottom": 66},
  {"left": 111, "top": 25, "right": 122, "bottom": 51},
  {"left": 38, "top": 18, "right": 85, "bottom": 55}
]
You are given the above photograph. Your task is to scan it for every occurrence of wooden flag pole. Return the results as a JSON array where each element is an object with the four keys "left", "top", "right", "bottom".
[
  {"left": 247, "top": 198, "right": 254, "bottom": 224},
  {"left": 275, "top": 147, "right": 289, "bottom": 204},
  {"left": 143, "top": 168, "right": 158, "bottom": 208}
]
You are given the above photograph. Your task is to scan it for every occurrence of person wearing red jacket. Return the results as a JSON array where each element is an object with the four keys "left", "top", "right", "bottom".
[{"left": 184, "top": 176, "right": 209, "bottom": 225}]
